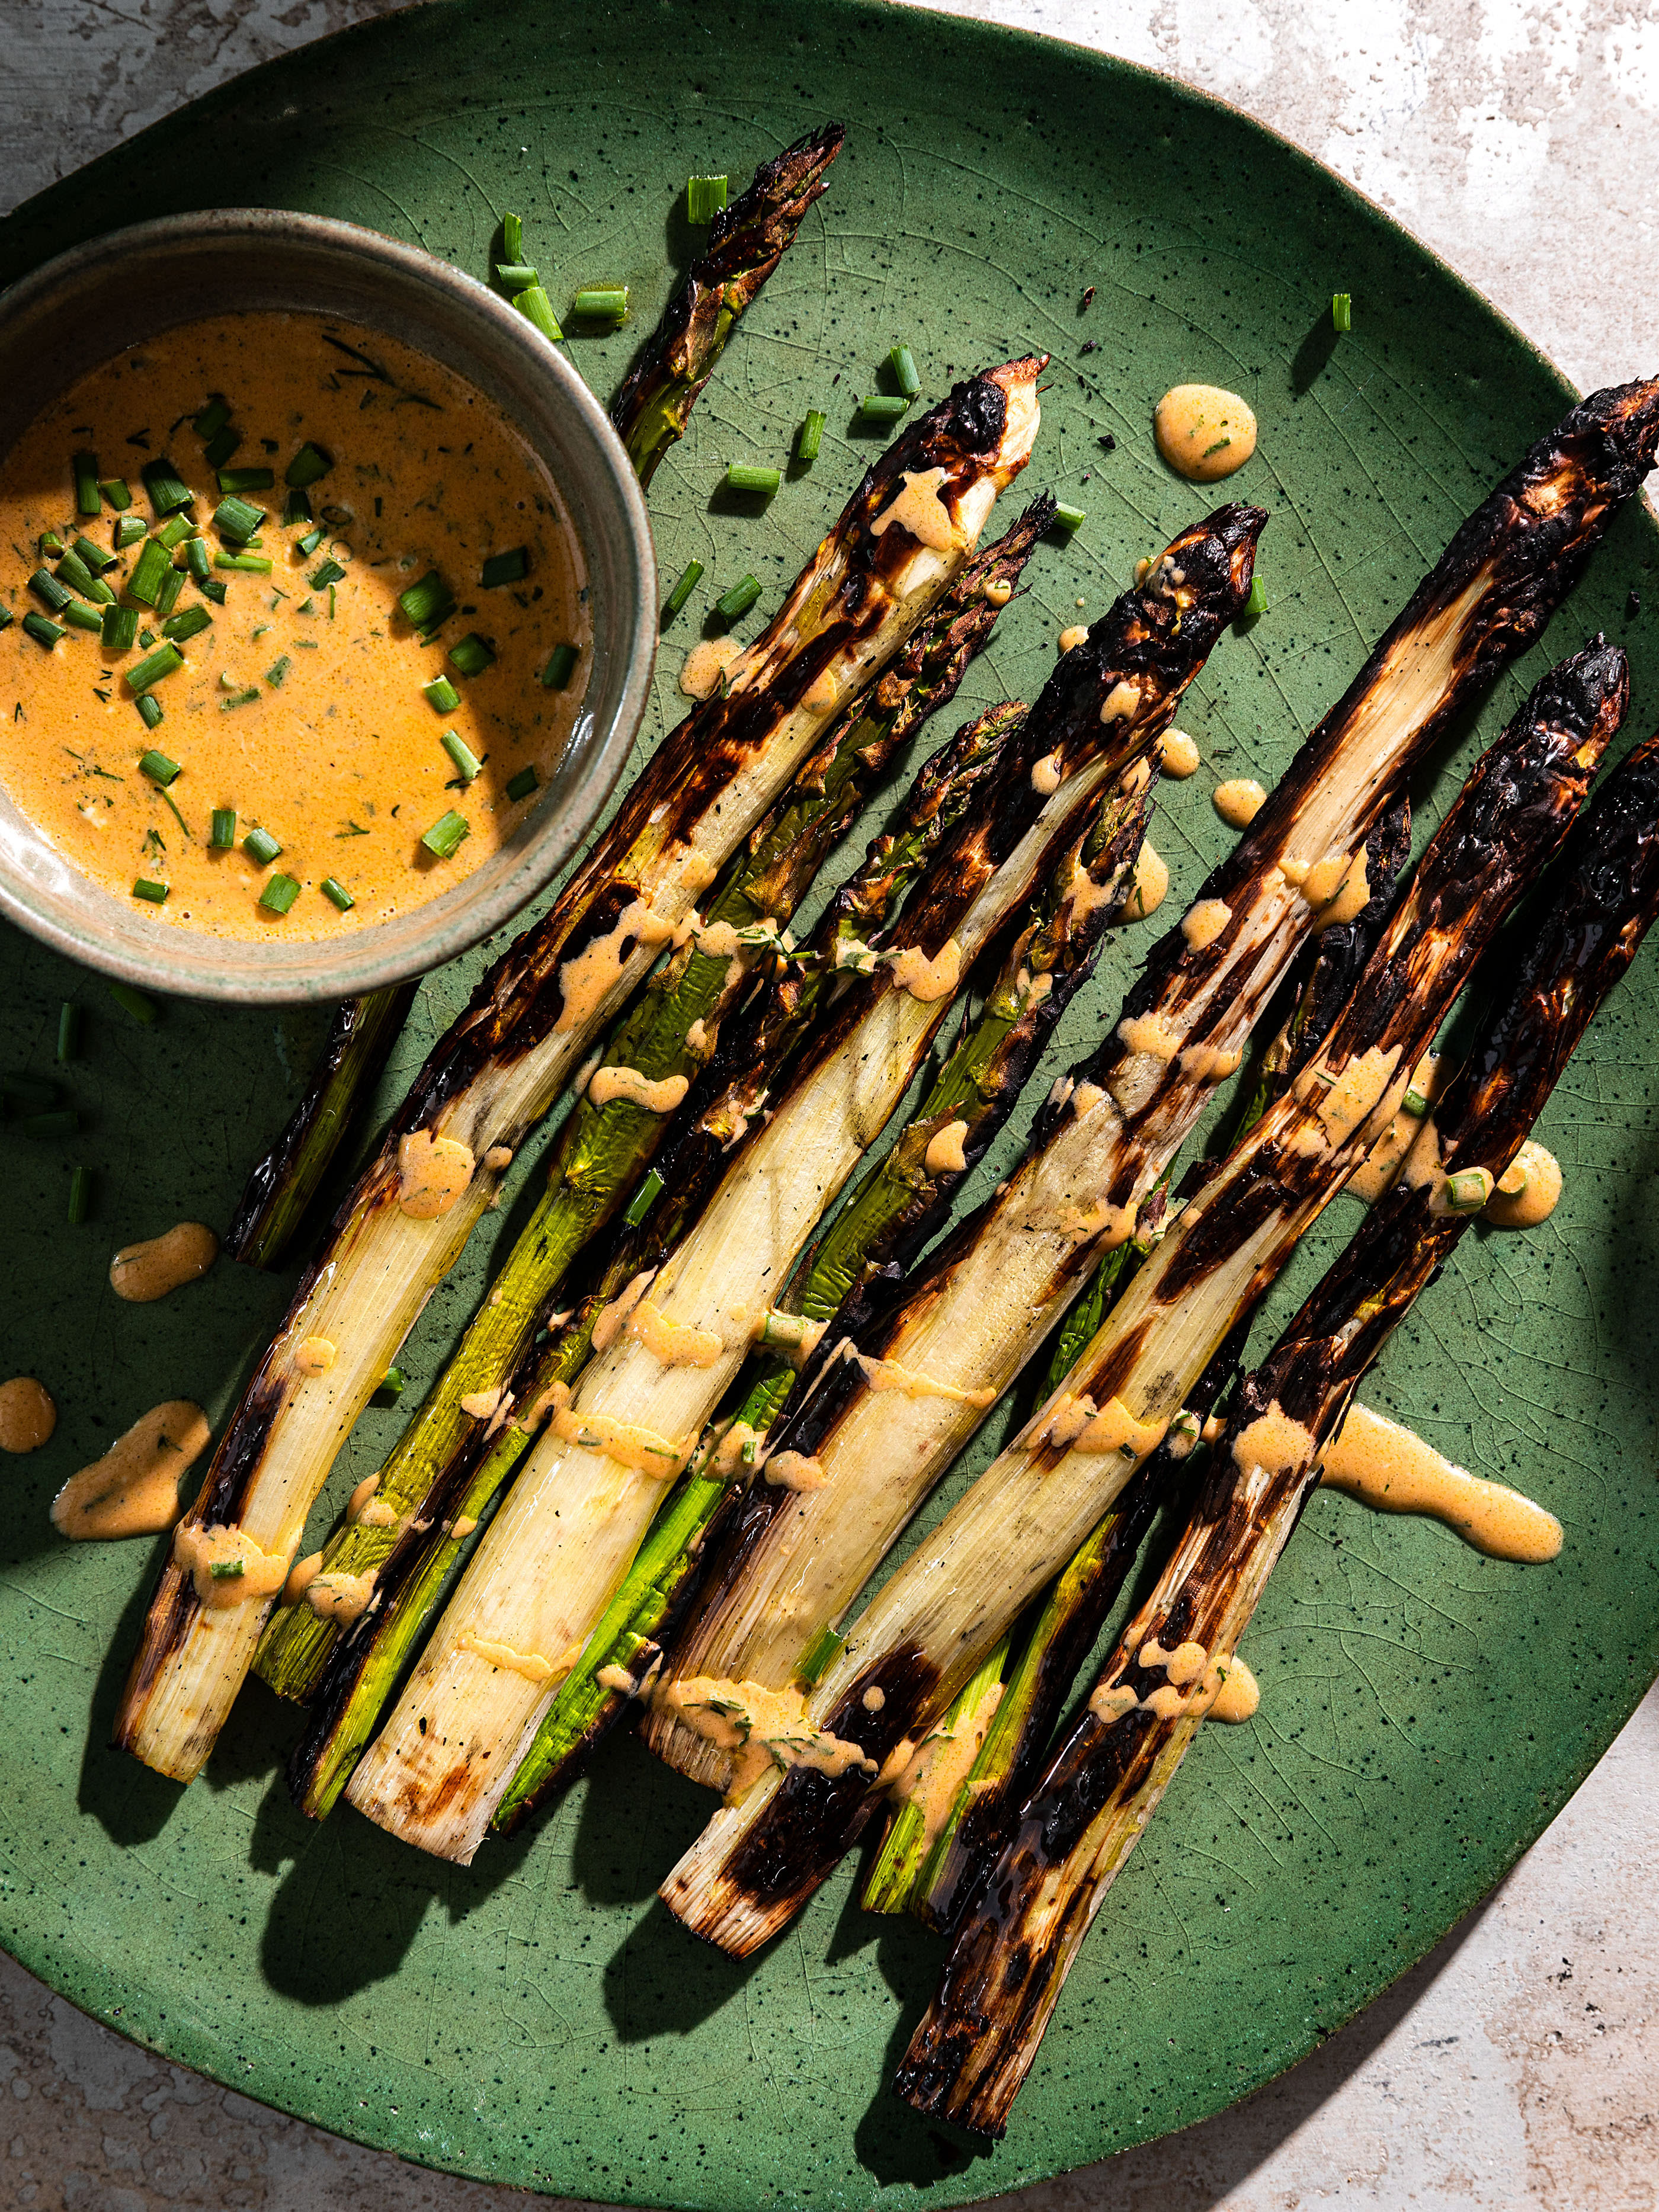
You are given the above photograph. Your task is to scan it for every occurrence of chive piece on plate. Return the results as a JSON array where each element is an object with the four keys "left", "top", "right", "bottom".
[
  {"left": 725, "top": 464, "right": 780, "bottom": 496},
  {"left": 192, "top": 395, "right": 231, "bottom": 440},
  {"left": 441, "top": 730, "right": 482, "bottom": 781},
  {"left": 420, "top": 809, "right": 470, "bottom": 860},
  {"left": 214, "top": 495, "right": 265, "bottom": 542},
  {"left": 308, "top": 557, "right": 346, "bottom": 590},
  {"left": 56, "top": 550, "right": 116, "bottom": 604},
  {"left": 107, "top": 979, "right": 156, "bottom": 1024},
  {"left": 125, "top": 538, "right": 172, "bottom": 606},
  {"left": 127, "top": 642, "right": 183, "bottom": 694},
  {"left": 1332, "top": 291, "right": 1353, "bottom": 332},
  {"left": 687, "top": 174, "right": 728, "bottom": 224},
  {"left": 714, "top": 573, "right": 761, "bottom": 621},
  {"left": 19, "top": 1108, "right": 79, "bottom": 1139},
  {"left": 1244, "top": 575, "right": 1267, "bottom": 617},
  {"left": 623, "top": 1167, "right": 664, "bottom": 1228},
  {"left": 513, "top": 286, "right": 563, "bottom": 343},
  {"left": 56, "top": 1002, "right": 81, "bottom": 1063},
  {"left": 114, "top": 515, "right": 148, "bottom": 551},
  {"left": 242, "top": 825, "right": 282, "bottom": 865},
  {"left": 494, "top": 264, "right": 539, "bottom": 290},
  {"left": 210, "top": 808, "right": 236, "bottom": 849},
  {"left": 217, "top": 466, "right": 274, "bottom": 494},
  {"left": 162, "top": 604, "right": 212, "bottom": 644},
  {"left": 504, "top": 765, "right": 538, "bottom": 803},
  {"left": 66, "top": 1165, "right": 92, "bottom": 1225},
  {"left": 102, "top": 604, "right": 139, "bottom": 651},
  {"left": 259, "top": 873, "right": 301, "bottom": 915},
  {"left": 73, "top": 451, "right": 101, "bottom": 517},
  {"left": 132, "top": 878, "right": 169, "bottom": 905},
  {"left": 572, "top": 286, "right": 629, "bottom": 321},
  {"left": 29, "top": 569, "right": 72, "bottom": 613},
  {"left": 481, "top": 547, "right": 528, "bottom": 588},
  {"left": 502, "top": 212, "right": 523, "bottom": 262},
  {"left": 856, "top": 395, "right": 908, "bottom": 422},
  {"left": 888, "top": 343, "right": 920, "bottom": 399},
  {"left": 1052, "top": 502, "right": 1085, "bottom": 531},
  {"left": 664, "top": 559, "right": 703, "bottom": 620},
  {"left": 447, "top": 631, "right": 496, "bottom": 677},
  {"left": 397, "top": 569, "right": 453, "bottom": 627},
  {"left": 22, "top": 613, "right": 65, "bottom": 649},
  {"left": 60, "top": 602, "right": 104, "bottom": 634},
  {"left": 140, "top": 457, "right": 193, "bottom": 515},
  {"left": 100, "top": 476, "right": 133, "bottom": 512},
  {"left": 136, "top": 695, "right": 164, "bottom": 732},
  {"left": 321, "top": 876, "right": 355, "bottom": 911},
  {"left": 423, "top": 674, "right": 462, "bottom": 713},
  {"left": 540, "top": 642, "right": 578, "bottom": 690},
  {"left": 215, "top": 554, "right": 273, "bottom": 575},
  {"left": 140, "top": 749, "right": 181, "bottom": 787},
  {"left": 284, "top": 443, "right": 332, "bottom": 489},
  {"left": 796, "top": 409, "right": 825, "bottom": 463},
  {"left": 373, "top": 1364, "right": 408, "bottom": 1405},
  {"left": 202, "top": 426, "right": 240, "bottom": 471},
  {"left": 265, "top": 654, "right": 292, "bottom": 688}
]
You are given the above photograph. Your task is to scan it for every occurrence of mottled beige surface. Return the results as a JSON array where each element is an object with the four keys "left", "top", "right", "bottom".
[{"left": 4, "top": 3, "right": 1657, "bottom": 2207}]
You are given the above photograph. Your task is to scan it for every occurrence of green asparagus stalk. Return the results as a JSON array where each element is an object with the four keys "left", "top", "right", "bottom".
[{"left": 898, "top": 691, "right": 1659, "bottom": 2138}]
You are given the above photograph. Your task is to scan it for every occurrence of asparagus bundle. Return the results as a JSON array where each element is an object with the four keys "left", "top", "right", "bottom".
[
  {"left": 227, "top": 131, "right": 845, "bottom": 1272},
  {"left": 254, "top": 502, "right": 1053, "bottom": 1708},
  {"left": 114, "top": 360, "right": 1043, "bottom": 1783},
  {"left": 899, "top": 706, "right": 1659, "bottom": 2137},
  {"left": 656, "top": 637, "right": 1625, "bottom": 1954},
  {"left": 612, "top": 124, "right": 845, "bottom": 488},
  {"left": 284, "top": 689, "right": 1031, "bottom": 1819},
  {"left": 343, "top": 506, "right": 1263, "bottom": 1862},
  {"left": 867, "top": 796, "right": 1414, "bottom": 1924},
  {"left": 645, "top": 379, "right": 1659, "bottom": 1794}
]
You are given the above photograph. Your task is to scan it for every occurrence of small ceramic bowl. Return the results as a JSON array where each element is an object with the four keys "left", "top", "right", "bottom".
[{"left": 0, "top": 210, "right": 656, "bottom": 1004}]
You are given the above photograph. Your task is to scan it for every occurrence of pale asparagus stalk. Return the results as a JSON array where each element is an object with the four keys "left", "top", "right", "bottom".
[
  {"left": 114, "top": 358, "right": 1045, "bottom": 1783},
  {"left": 643, "top": 376, "right": 1659, "bottom": 1790},
  {"left": 898, "top": 715, "right": 1659, "bottom": 2137},
  {"left": 655, "top": 637, "right": 1625, "bottom": 1954}
]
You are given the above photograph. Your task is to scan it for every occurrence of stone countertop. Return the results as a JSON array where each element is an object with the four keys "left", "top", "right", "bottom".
[{"left": 3, "top": 4, "right": 1655, "bottom": 2207}]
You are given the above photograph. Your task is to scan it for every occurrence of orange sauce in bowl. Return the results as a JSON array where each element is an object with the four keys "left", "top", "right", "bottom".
[{"left": 0, "top": 313, "right": 589, "bottom": 940}]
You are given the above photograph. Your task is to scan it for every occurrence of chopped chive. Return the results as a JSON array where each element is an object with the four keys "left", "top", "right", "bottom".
[
  {"left": 29, "top": 569, "right": 72, "bottom": 613},
  {"left": 1333, "top": 291, "right": 1353, "bottom": 332},
  {"left": 156, "top": 514, "right": 195, "bottom": 550},
  {"left": 215, "top": 553, "right": 273, "bottom": 574},
  {"left": 136, "top": 694, "right": 164, "bottom": 731},
  {"left": 210, "top": 808, "right": 236, "bottom": 848},
  {"left": 283, "top": 441, "right": 332, "bottom": 488},
  {"left": 513, "top": 285, "right": 563, "bottom": 342},
  {"left": 132, "top": 877, "right": 169, "bottom": 904},
  {"left": 220, "top": 687, "right": 260, "bottom": 710},
  {"left": 481, "top": 546, "right": 528, "bottom": 588},
  {"left": 1445, "top": 1168, "right": 1491, "bottom": 1211},
  {"left": 23, "top": 612, "right": 65, "bottom": 648},
  {"left": 100, "top": 476, "right": 133, "bottom": 512},
  {"left": 73, "top": 451, "right": 101, "bottom": 516},
  {"left": 19, "top": 1108, "right": 78, "bottom": 1139},
  {"left": 623, "top": 1168, "right": 664, "bottom": 1227},
  {"left": 664, "top": 558, "right": 703, "bottom": 620},
  {"left": 725, "top": 464, "right": 780, "bottom": 496},
  {"left": 888, "top": 343, "right": 920, "bottom": 398},
  {"left": 127, "top": 641, "right": 183, "bottom": 693},
  {"left": 56, "top": 1002, "right": 81, "bottom": 1062},
  {"left": 441, "top": 730, "right": 482, "bottom": 781},
  {"left": 423, "top": 674, "right": 462, "bottom": 713},
  {"left": 0, "top": 603, "right": 11, "bottom": 631},
  {"left": 796, "top": 409, "right": 825, "bottom": 463},
  {"left": 396, "top": 569, "right": 453, "bottom": 628},
  {"left": 540, "top": 641, "right": 578, "bottom": 690},
  {"left": 192, "top": 395, "right": 231, "bottom": 440},
  {"left": 114, "top": 515, "right": 148, "bottom": 551},
  {"left": 1403, "top": 1085, "right": 1431, "bottom": 1116},
  {"left": 296, "top": 525, "right": 325, "bottom": 557},
  {"left": 687, "top": 174, "right": 728, "bottom": 224},
  {"left": 125, "top": 538, "right": 173, "bottom": 605},
  {"left": 153, "top": 565, "right": 184, "bottom": 618},
  {"left": 0, "top": 1073, "right": 56, "bottom": 1108},
  {"left": 202, "top": 425, "right": 240, "bottom": 470},
  {"left": 320, "top": 876, "right": 355, "bottom": 911},
  {"left": 504, "top": 764, "right": 538, "bottom": 802},
  {"left": 494, "top": 263, "right": 539, "bottom": 290},
  {"left": 572, "top": 286, "right": 628, "bottom": 321},
  {"left": 328, "top": 585, "right": 337, "bottom": 621},
  {"left": 265, "top": 654, "right": 292, "bottom": 688},
  {"left": 140, "top": 457, "right": 193, "bottom": 515},
  {"left": 857, "top": 395, "right": 909, "bottom": 422},
  {"left": 243, "top": 825, "right": 282, "bottom": 864},
  {"left": 259, "top": 873, "right": 301, "bottom": 915},
  {"left": 1244, "top": 575, "right": 1268, "bottom": 618},
  {"left": 56, "top": 550, "right": 116, "bottom": 604},
  {"left": 213, "top": 494, "right": 265, "bottom": 542},
  {"left": 308, "top": 557, "right": 346, "bottom": 589},
  {"left": 179, "top": 536, "right": 209, "bottom": 584},
  {"left": 209, "top": 1557, "right": 245, "bottom": 1581},
  {"left": 715, "top": 573, "right": 761, "bottom": 621},
  {"left": 161, "top": 604, "right": 212, "bottom": 643},
  {"left": 217, "top": 466, "right": 274, "bottom": 494},
  {"left": 797, "top": 1623, "right": 846, "bottom": 1686},
  {"left": 38, "top": 531, "right": 65, "bottom": 559},
  {"left": 1052, "top": 502, "right": 1086, "bottom": 531},
  {"left": 199, "top": 578, "right": 228, "bottom": 604},
  {"left": 502, "top": 211, "right": 524, "bottom": 262},
  {"left": 73, "top": 533, "right": 117, "bottom": 575},
  {"left": 420, "top": 808, "right": 470, "bottom": 860},
  {"left": 107, "top": 980, "right": 156, "bottom": 1024},
  {"left": 66, "top": 1166, "right": 92, "bottom": 1224},
  {"left": 140, "top": 749, "right": 181, "bottom": 787},
  {"left": 101, "top": 604, "right": 139, "bottom": 651},
  {"left": 373, "top": 1364, "right": 408, "bottom": 1405},
  {"left": 60, "top": 602, "right": 104, "bottom": 633},
  {"left": 447, "top": 631, "right": 496, "bottom": 677}
]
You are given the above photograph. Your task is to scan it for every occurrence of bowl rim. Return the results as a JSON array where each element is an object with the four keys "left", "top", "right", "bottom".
[{"left": 0, "top": 207, "right": 657, "bottom": 1004}]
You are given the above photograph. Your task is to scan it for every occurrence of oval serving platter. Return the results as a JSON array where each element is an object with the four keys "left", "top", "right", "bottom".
[{"left": 1, "top": 2, "right": 1655, "bottom": 2207}]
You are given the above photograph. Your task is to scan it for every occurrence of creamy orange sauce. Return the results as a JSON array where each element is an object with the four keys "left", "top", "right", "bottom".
[
  {"left": 1058, "top": 624, "right": 1088, "bottom": 652},
  {"left": 282, "top": 1550, "right": 325, "bottom": 1605},
  {"left": 1045, "top": 1392, "right": 1167, "bottom": 1458},
  {"left": 1486, "top": 1140, "right": 1563, "bottom": 1228},
  {"left": 924, "top": 1119, "right": 970, "bottom": 1175},
  {"left": 173, "top": 1519, "right": 292, "bottom": 1605},
  {"left": 652, "top": 1674, "right": 876, "bottom": 1800},
  {"left": 871, "top": 467, "right": 960, "bottom": 553},
  {"left": 887, "top": 937, "right": 962, "bottom": 1003},
  {"left": 456, "top": 1627, "right": 573, "bottom": 1683},
  {"left": 1232, "top": 1400, "right": 1316, "bottom": 1477},
  {"left": 679, "top": 636, "right": 744, "bottom": 701},
  {"left": 50, "top": 1398, "right": 209, "bottom": 1538},
  {"left": 630, "top": 1299, "right": 723, "bottom": 1369},
  {"left": 0, "top": 313, "right": 587, "bottom": 937},
  {"left": 546, "top": 1380, "right": 693, "bottom": 1476},
  {"left": 763, "top": 1450, "right": 827, "bottom": 1490},
  {"left": 1118, "top": 1011, "right": 1184, "bottom": 1060},
  {"left": 108, "top": 1220, "right": 217, "bottom": 1303},
  {"left": 893, "top": 1676, "right": 1005, "bottom": 1845},
  {"left": 853, "top": 1351, "right": 997, "bottom": 1409},
  {"left": 1180, "top": 1042, "right": 1242, "bottom": 1081},
  {"left": 1213, "top": 777, "right": 1267, "bottom": 828},
  {"left": 1099, "top": 679, "right": 1141, "bottom": 726},
  {"left": 1154, "top": 384, "right": 1258, "bottom": 481},
  {"left": 1321, "top": 1402, "right": 1562, "bottom": 1562},
  {"left": 1119, "top": 842, "right": 1168, "bottom": 922},
  {"left": 1181, "top": 898, "right": 1231, "bottom": 951},
  {"left": 0, "top": 1376, "right": 56, "bottom": 1453},
  {"left": 587, "top": 1065, "right": 690, "bottom": 1113},
  {"left": 1159, "top": 727, "right": 1200, "bottom": 778},
  {"left": 1030, "top": 751, "right": 1063, "bottom": 794},
  {"left": 396, "top": 1130, "right": 475, "bottom": 1219}
]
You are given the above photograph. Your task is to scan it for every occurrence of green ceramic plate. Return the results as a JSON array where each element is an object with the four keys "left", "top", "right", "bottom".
[{"left": 2, "top": 3, "right": 1655, "bottom": 2204}]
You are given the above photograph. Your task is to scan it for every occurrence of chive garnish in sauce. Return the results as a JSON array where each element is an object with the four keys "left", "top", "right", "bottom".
[
  {"left": 156, "top": 514, "right": 195, "bottom": 550},
  {"left": 153, "top": 567, "right": 184, "bottom": 620},
  {"left": 215, "top": 553, "right": 273, "bottom": 575},
  {"left": 209, "top": 1557, "right": 246, "bottom": 1580},
  {"left": 259, "top": 874, "right": 301, "bottom": 915},
  {"left": 210, "top": 809, "right": 236, "bottom": 849},
  {"left": 140, "top": 458, "right": 193, "bottom": 515},
  {"left": 202, "top": 427, "right": 240, "bottom": 470},
  {"left": 72, "top": 534, "right": 117, "bottom": 575},
  {"left": 217, "top": 467, "right": 275, "bottom": 495},
  {"left": 23, "top": 613, "right": 65, "bottom": 649},
  {"left": 127, "top": 642, "right": 184, "bottom": 693},
  {"left": 265, "top": 655, "right": 292, "bottom": 688},
  {"left": 447, "top": 633, "right": 495, "bottom": 677},
  {"left": 102, "top": 604, "right": 139, "bottom": 651},
  {"left": 213, "top": 495, "right": 265, "bottom": 542},
  {"left": 136, "top": 695, "right": 164, "bottom": 732},
  {"left": 308, "top": 558, "right": 346, "bottom": 591},
  {"left": 29, "top": 569, "right": 71, "bottom": 613},
  {"left": 99, "top": 476, "right": 133, "bottom": 511},
  {"left": 73, "top": 451, "right": 101, "bottom": 517},
  {"left": 162, "top": 605, "right": 212, "bottom": 644},
  {"left": 243, "top": 825, "right": 281, "bottom": 865},
  {"left": 420, "top": 809, "right": 470, "bottom": 860},
  {"left": 60, "top": 602, "right": 104, "bottom": 634},
  {"left": 184, "top": 538, "right": 210, "bottom": 582},
  {"left": 321, "top": 877, "right": 355, "bottom": 911},
  {"left": 56, "top": 550, "right": 116, "bottom": 604},
  {"left": 481, "top": 547, "right": 527, "bottom": 588},
  {"left": 540, "top": 642, "right": 578, "bottom": 690},
  {"left": 422, "top": 674, "right": 462, "bottom": 713},
  {"left": 132, "top": 877, "right": 168, "bottom": 904},
  {"left": 441, "top": 731, "right": 482, "bottom": 782},
  {"left": 139, "top": 749, "right": 181, "bottom": 787},
  {"left": 114, "top": 515, "right": 148, "bottom": 551},
  {"left": 284, "top": 443, "right": 332, "bottom": 488},
  {"left": 504, "top": 765, "right": 538, "bottom": 802},
  {"left": 124, "top": 539, "right": 172, "bottom": 606},
  {"left": 192, "top": 396, "right": 231, "bottom": 440}
]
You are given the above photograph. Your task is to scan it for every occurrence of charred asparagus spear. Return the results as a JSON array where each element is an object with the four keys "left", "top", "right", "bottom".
[
  {"left": 899, "top": 710, "right": 1659, "bottom": 2136},
  {"left": 643, "top": 377, "right": 1659, "bottom": 1796},
  {"left": 114, "top": 361, "right": 1044, "bottom": 1785},
  {"left": 655, "top": 637, "right": 1625, "bottom": 1957},
  {"left": 613, "top": 124, "right": 845, "bottom": 488}
]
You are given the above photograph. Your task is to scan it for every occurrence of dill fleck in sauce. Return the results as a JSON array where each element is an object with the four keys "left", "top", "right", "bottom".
[{"left": 0, "top": 314, "right": 589, "bottom": 940}]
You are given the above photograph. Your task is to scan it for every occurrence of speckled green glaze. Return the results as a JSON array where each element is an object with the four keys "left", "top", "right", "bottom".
[{"left": 0, "top": 2, "right": 1655, "bottom": 2207}]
